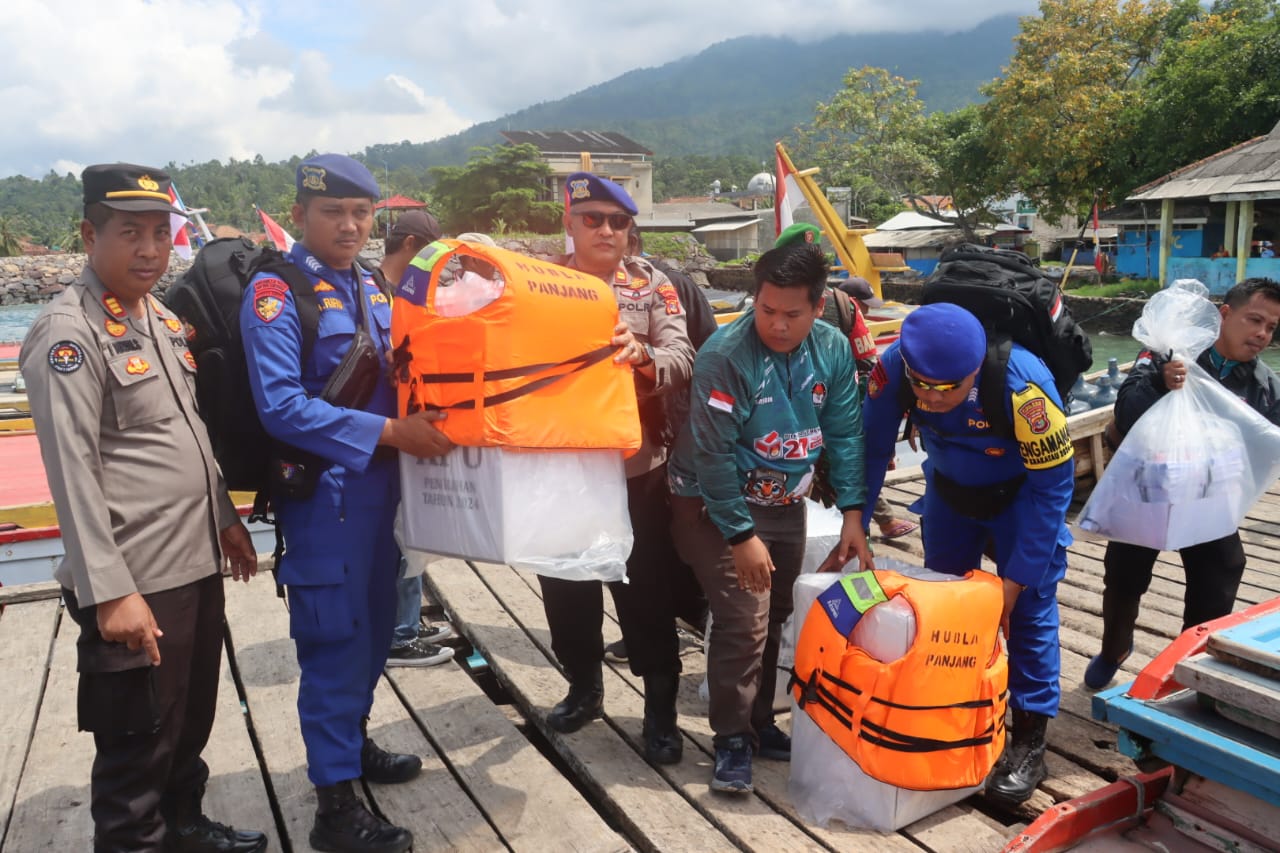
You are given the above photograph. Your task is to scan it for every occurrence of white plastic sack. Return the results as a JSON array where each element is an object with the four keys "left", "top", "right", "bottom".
[
  {"left": 398, "top": 446, "right": 632, "bottom": 581},
  {"left": 1077, "top": 280, "right": 1280, "bottom": 550},
  {"left": 789, "top": 564, "right": 983, "bottom": 831}
]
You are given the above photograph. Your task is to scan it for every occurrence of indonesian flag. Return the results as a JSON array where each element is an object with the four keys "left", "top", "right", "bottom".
[
  {"left": 257, "top": 205, "right": 296, "bottom": 252},
  {"left": 708, "top": 389, "right": 735, "bottom": 413},
  {"left": 775, "top": 145, "right": 803, "bottom": 238},
  {"left": 168, "top": 184, "right": 192, "bottom": 260}
]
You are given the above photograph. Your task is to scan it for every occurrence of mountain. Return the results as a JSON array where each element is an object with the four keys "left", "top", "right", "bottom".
[{"left": 367, "top": 15, "right": 1021, "bottom": 169}]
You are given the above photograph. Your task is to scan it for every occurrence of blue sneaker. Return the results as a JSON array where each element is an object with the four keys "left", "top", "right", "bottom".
[
  {"left": 1083, "top": 648, "right": 1130, "bottom": 690},
  {"left": 755, "top": 723, "right": 791, "bottom": 760},
  {"left": 711, "top": 735, "right": 753, "bottom": 793}
]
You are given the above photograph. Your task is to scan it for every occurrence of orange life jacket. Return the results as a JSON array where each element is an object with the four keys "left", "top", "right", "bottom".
[
  {"left": 392, "top": 241, "right": 641, "bottom": 453},
  {"left": 791, "top": 569, "right": 1008, "bottom": 790}
]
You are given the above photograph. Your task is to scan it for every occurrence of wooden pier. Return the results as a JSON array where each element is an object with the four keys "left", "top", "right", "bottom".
[{"left": 2, "top": 472, "right": 1278, "bottom": 852}]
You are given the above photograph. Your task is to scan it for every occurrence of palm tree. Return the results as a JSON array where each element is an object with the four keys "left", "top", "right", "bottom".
[{"left": 0, "top": 214, "right": 27, "bottom": 257}]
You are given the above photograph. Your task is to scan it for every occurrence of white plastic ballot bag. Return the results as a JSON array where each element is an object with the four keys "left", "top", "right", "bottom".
[
  {"left": 1077, "top": 280, "right": 1280, "bottom": 550},
  {"left": 398, "top": 446, "right": 633, "bottom": 581}
]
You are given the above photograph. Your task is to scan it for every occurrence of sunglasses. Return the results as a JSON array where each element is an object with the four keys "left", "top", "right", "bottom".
[
  {"left": 571, "top": 210, "right": 634, "bottom": 231},
  {"left": 902, "top": 355, "right": 964, "bottom": 392}
]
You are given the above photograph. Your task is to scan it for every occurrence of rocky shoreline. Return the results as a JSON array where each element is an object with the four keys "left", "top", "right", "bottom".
[{"left": 1, "top": 238, "right": 1142, "bottom": 336}]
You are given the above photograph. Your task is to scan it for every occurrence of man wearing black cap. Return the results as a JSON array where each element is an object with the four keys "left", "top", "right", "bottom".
[
  {"left": 21, "top": 164, "right": 266, "bottom": 852},
  {"left": 240, "top": 154, "right": 453, "bottom": 853},
  {"left": 538, "top": 171, "right": 695, "bottom": 766},
  {"left": 860, "top": 303, "right": 1075, "bottom": 807}
]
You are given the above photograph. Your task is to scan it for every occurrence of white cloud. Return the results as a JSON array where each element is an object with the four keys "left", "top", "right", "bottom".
[
  {"left": 0, "top": 0, "right": 1038, "bottom": 179},
  {"left": 0, "top": 0, "right": 472, "bottom": 178}
]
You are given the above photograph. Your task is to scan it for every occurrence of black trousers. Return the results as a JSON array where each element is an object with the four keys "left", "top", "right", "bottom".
[
  {"left": 64, "top": 573, "right": 225, "bottom": 853},
  {"left": 1103, "top": 531, "right": 1247, "bottom": 631},
  {"left": 538, "top": 464, "right": 681, "bottom": 681}
]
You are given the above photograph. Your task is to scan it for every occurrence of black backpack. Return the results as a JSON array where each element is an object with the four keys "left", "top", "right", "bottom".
[
  {"left": 164, "top": 237, "right": 319, "bottom": 492},
  {"left": 899, "top": 243, "right": 1093, "bottom": 437}
]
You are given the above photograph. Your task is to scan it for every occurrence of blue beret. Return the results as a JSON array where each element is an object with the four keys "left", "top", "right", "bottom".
[
  {"left": 565, "top": 171, "right": 638, "bottom": 215},
  {"left": 297, "top": 153, "right": 380, "bottom": 199},
  {"left": 900, "top": 303, "right": 986, "bottom": 381}
]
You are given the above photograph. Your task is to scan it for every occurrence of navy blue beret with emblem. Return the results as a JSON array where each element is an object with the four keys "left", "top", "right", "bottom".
[
  {"left": 564, "top": 171, "right": 638, "bottom": 215},
  {"left": 900, "top": 303, "right": 986, "bottom": 381},
  {"left": 296, "top": 154, "right": 380, "bottom": 199}
]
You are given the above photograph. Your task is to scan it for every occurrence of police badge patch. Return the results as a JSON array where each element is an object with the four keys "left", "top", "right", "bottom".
[
  {"left": 254, "top": 279, "right": 289, "bottom": 323},
  {"left": 48, "top": 340, "right": 85, "bottom": 374}
]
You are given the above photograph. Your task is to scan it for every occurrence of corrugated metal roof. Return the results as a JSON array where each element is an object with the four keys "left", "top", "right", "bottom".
[
  {"left": 1128, "top": 122, "right": 1280, "bottom": 201},
  {"left": 691, "top": 220, "right": 758, "bottom": 234},
  {"left": 876, "top": 210, "right": 959, "bottom": 230},
  {"left": 500, "top": 130, "right": 652, "bottom": 157}
]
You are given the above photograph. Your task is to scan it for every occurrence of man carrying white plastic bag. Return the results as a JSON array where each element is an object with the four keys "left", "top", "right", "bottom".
[{"left": 1079, "top": 278, "right": 1280, "bottom": 688}]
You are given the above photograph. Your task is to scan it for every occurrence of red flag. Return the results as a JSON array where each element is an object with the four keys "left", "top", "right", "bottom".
[
  {"left": 257, "top": 206, "right": 296, "bottom": 252},
  {"left": 774, "top": 146, "right": 803, "bottom": 238},
  {"left": 167, "top": 185, "right": 192, "bottom": 260}
]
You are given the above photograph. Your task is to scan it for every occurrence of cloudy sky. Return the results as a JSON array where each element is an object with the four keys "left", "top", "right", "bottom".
[{"left": 0, "top": 0, "right": 1038, "bottom": 180}]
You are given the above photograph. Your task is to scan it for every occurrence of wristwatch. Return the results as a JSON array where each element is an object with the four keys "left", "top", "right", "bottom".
[{"left": 638, "top": 343, "right": 656, "bottom": 367}]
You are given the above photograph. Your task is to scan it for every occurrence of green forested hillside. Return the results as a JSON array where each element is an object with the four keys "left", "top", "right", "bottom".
[{"left": 0, "top": 16, "right": 1018, "bottom": 242}]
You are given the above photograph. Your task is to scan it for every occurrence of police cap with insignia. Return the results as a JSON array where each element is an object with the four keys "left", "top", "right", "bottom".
[
  {"left": 82, "top": 163, "right": 184, "bottom": 215},
  {"left": 775, "top": 222, "right": 822, "bottom": 249},
  {"left": 296, "top": 153, "right": 380, "bottom": 200},
  {"left": 564, "top": 171, "right": 638, "bottom": 215},
  {"left": 900, "top": 303, "right": 986, "bottom": 381}
]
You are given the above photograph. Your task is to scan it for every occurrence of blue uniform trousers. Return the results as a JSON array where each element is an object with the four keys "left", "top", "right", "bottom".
[
  {"left": 913, "top": 482, "right": 1065, "bottom": 718},
  {"left": 283, "top": 502, "right": 400, "bottom": 786}
]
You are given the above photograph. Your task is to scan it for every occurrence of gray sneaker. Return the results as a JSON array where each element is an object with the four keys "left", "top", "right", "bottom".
[{"left": 387, "top": 638, "right": 454, "bottom": 667}]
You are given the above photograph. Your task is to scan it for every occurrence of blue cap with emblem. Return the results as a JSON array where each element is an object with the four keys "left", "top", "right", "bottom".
[
  {"left": 564, "top": 171, "right": 638, "bottom": 215},
  {"left": 296, "top": 153, "right": 380, "bottom": 199},
  {"left": 900, "top": 303, "right": 986, "bottom": 380}
]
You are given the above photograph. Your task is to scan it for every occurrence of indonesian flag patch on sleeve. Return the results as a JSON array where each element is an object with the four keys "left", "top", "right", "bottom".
[{"left": 708, "top": 389, "right": 735, "bottom": 413}]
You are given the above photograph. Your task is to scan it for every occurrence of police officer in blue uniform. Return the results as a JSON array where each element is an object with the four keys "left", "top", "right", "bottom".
[
  {"left": 240, "top": 154, "right": 453, "bottom": 853},
  {"left": 861, "top": 304, "right": 1075, "bottom": 807}
]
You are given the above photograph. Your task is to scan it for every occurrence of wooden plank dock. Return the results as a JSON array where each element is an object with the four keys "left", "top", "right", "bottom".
[{"left": 1, "top": 471, "right": 1278, "bottom": 852}]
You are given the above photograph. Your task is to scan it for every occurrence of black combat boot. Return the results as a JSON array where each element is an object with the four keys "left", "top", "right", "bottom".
[
  {"left": 164, "top": 764, "right": 267, "bottom": 852},
  {"left": 310, "top": 780, "right": 412, "bottom": 853},
  {"left": 641, "top": 672, "right": 683, "bottom": 765},
  {"left": 546, "top": 667, "right": 604, "bottom": 734},
  {"left": 360, "top": 718, "right": 422, "bottom": 784},
  {"left": 985, "top": 708, "right": 1049, "bottom": 807}
]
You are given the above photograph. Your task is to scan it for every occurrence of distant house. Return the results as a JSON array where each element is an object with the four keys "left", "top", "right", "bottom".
[
  {"left": 643, "top": 198, "right": 772, "bottom": 261},
  {"left": 1123, "top": 120, "right": 1280, "bottom": 292},
  {"left": 501, "top": 130, "right": 654, "bottom": 217}
]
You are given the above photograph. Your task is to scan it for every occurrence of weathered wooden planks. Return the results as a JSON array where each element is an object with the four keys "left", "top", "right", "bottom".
[
  {"left": 4, "top": 602, "right": 94, "bottom": 851},
  {"left": 427, "top": 557, "right": 742, "bottom": 853},
  {"left": 0, "top": 600, "right": 59, "bottom": 845}
]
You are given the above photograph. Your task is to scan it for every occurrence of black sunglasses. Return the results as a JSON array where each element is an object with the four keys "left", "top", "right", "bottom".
[{"left": 571, "top": 210, "right": 634, "bottom": 231}]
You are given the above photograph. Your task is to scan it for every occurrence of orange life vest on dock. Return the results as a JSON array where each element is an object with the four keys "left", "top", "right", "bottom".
[
  {"left": 392, "top": 241, "right": 641, "bottom": 453},
  {"left": 791, "top": 569, "right": 1008, "bottom": 790}
]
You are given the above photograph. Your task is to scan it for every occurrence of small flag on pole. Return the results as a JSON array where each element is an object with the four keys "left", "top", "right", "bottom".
[
  {"left": 775, "top": 146, "right": 803, "bottom": 238},
  {"left": 168, "top": 184, "right": 192, "bottom": 260},
  {"left": 257, "top": 206, "right": 296, "bottom": 252},
  {"left": 1092, "top": 203, "right": 1105, "bottom": 274}
]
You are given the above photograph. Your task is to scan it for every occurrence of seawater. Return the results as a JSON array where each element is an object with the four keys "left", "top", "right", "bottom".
[{"left": 0, "top": 304, "right": 41, "bottom": 344}]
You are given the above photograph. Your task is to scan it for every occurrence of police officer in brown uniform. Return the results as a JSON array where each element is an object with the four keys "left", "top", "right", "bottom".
[
  {"left": 20, "top": 164, "right": 266, "bottom": 853},
  {"left": 540, "top": 172, "right": 695, "bottom": 764}
]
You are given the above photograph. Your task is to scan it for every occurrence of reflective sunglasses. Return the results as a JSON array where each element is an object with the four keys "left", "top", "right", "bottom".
[
  {"left": 571, "top": 210, "right": 634, "bottom": 231},
  {"left": 902, "top": 355, "right": 964, "bottom": 392}
]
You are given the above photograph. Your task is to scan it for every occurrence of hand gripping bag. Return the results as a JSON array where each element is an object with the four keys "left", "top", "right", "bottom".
[{"left": 1077, "top": 280, "right": 1280, "bottom": 550}]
